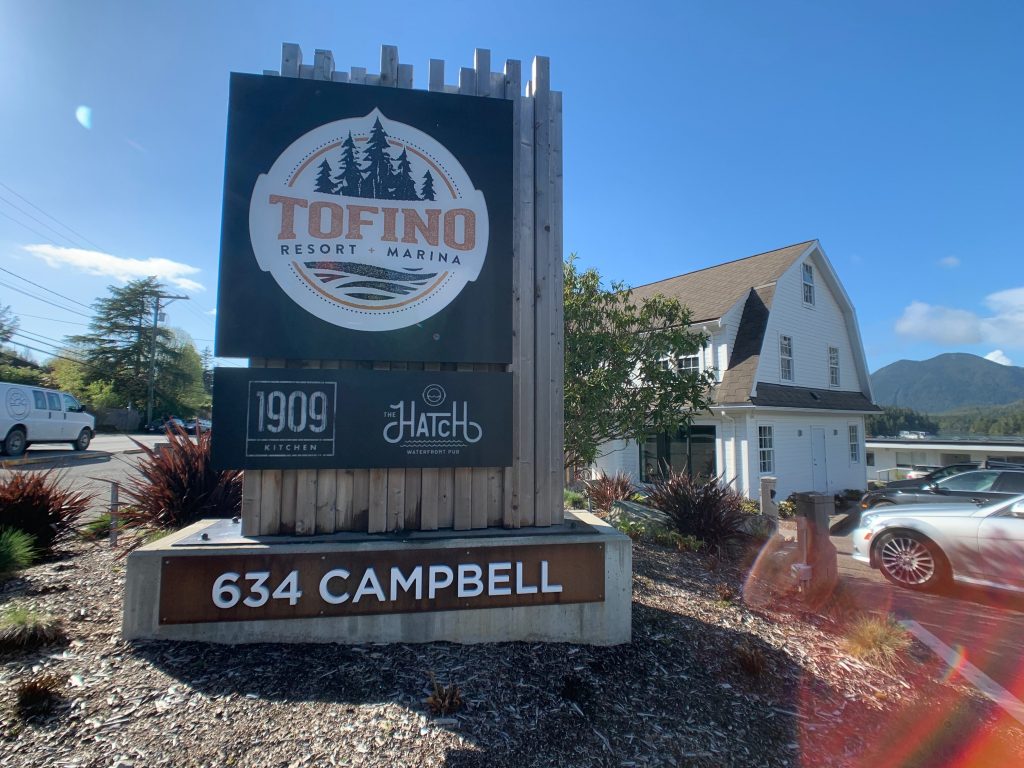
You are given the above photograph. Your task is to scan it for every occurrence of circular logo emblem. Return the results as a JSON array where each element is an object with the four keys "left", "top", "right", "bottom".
[
  {"left": 250, "top": 109, "right": 489, "bottom": 332},
  {"left": 422, "top": 384, "right": 446, "bottom": 408},
  {"left": 5, "top": 388, "right": 30, "bottom": 419}
]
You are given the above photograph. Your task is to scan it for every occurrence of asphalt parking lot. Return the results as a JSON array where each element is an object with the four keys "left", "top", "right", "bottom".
[{"left": 835, "top": 527, "right": 1024, "bottom": 722}]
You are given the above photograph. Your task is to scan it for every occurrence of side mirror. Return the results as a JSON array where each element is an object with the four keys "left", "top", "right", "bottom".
[{"left": 1011, "top": 501, "right": 1024, "bottom": 518}]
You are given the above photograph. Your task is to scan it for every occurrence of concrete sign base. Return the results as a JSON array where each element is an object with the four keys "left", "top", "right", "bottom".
[{"left": 123, "top": 512, "right": 631, "bottom": 645}]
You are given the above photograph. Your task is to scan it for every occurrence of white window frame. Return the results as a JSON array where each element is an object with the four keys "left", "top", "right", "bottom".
[
  {"left": 675, "top": 355, "right": 700, "bottom": 374},
  {"left": 828, "top": 346, "right": 840, "bottom": 388},
  {"left": 758, "top": 425, "right": 775, "bottom": 474},
  {"left": 802, "top": 263, "right": 815, "bottom": 307},
  {"left": 848, "top": 424, "right": 860, "bottom": 463},
  {"left": 779, "top": 335, "right": 794, "bottom": 382}
]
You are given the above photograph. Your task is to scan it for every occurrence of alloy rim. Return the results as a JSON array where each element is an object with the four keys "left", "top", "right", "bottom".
[{"left": 880, "top": 537, "right": 935, "bottom": 585}]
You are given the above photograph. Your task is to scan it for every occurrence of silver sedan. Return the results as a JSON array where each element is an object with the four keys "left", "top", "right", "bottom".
[{"left": 852, "top": 495, "right": 1024, "bottom": 592}]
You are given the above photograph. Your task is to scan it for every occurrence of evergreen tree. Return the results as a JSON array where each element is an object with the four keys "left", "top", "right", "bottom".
[
  {"left": 392, "top": 148, "right": 418, "bottom": 201},
  {"left": 314, "top": 158, "right": 334, "bottom": 194},
  {"left": 359, "top": 117, "right": 394, "bottom": 199},
  {"left": 332, "top": 132, "right": 363, "bottom": 196},
  {"left": 419, "top": 170, "right": 436, "bottom": 201},
  {"left": 201, "top": 346, "right": 214, "bottom": 395},
  {"left": 0, "top": 304, "right": 17, "bottom": 344}
]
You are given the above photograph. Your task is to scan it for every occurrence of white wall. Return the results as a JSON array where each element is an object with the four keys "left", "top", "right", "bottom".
[
  {"left": 592, "top": 439, "right": 641, "bottom": 480},
  {"left": 755, "top": 254, "right": 863, "bottom": 393},
  {"left": 743, "top": 412, "right": 868, "bottom": 500}
]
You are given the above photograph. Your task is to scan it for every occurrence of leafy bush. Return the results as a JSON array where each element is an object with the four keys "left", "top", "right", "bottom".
[
  {"left": 615, "top": 519, "right": 647, "bottom": 540},
  {"left": 776, "top": 499, "right": 797, "bottom": 519},
  {"left": 0, "top": 528, "right": 37, "bottom": 577},
  {"left": 563, "top": 489, "right": 586, "bottom": 510},
  {"left": 646, "top": 472, "right": 748, "bottom": 548},
  {"left": 740, "top": 498, "right": 760, "bottom": 516},
  {"left": 0, "top": 471, "right": 91, "bottom": 553},
  {"left": 119, "top": 425, "right": 241, "bottom": 544},
  {"left": 0, "top": 605, "right": 66, "bottom": 652},
  {"left": 583, "top": 471, "right": 635, "bottom": 513}
]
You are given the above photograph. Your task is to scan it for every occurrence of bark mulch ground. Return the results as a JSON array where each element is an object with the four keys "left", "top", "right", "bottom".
[{"left": 1, "top": 536, "right": 1022, "bottom": 767}]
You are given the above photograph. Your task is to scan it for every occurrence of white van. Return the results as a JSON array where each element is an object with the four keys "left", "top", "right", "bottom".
[{"left": 0, "top": 381, "right": 95, "bottom": 457}]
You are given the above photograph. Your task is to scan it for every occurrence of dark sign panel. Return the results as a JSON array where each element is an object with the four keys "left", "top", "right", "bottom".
[
  {"left": 158, "top": 543, "right": 605, "bottom": 624},
  {"left": 211, "top": 367, "right": 512, "bottom": 470},
  {"left": 215, "top": 73, "right": 513, "bottom": 363}
]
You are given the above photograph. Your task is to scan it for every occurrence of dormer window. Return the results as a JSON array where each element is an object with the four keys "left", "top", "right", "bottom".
[
  {"left": 779, "top": 335, "right": 794, "bottom": 381},
  {"left": 802, "top": 263, "right": 815, "bottom": 306}
]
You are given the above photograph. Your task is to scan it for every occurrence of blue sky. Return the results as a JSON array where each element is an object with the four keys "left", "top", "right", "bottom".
[{"left": 1, "top": 0, "right": 1022, "bottom": 372}]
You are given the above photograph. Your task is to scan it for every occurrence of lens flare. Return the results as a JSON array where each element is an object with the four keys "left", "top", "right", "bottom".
[{"left": 75, "top": 105, "right": 92, "bottom": 130}]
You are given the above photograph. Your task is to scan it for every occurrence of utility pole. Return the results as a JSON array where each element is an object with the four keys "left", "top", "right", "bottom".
[{"left": 145, "top": 290, "right": 189, "bottom": 425}]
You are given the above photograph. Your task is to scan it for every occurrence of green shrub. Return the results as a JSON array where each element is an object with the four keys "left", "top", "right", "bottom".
[
  {"left": 0, "top": 471, "right": 91, "bottom": 553},
  {"left": 563, "top": 489, "right": 586, "bottom": 510},
  {"left": 0, "top": 528, "right": 37, "bottom": 577},
  {"left": 740, "top": 498, "right": 760, "bottom": 516},
  {"left": 583, "top": 471, "right": 635, "bottom": 513},
  {"left": 0, "top": 605, "right": 66, "bottom": 652},
  {"left": 79, "top": 513, "right": 115, "bottom": 540},
  {"left": 776, "top": 499, "right": 797, "bottom": 519},
  {"left": 119, "top": 425, "right": 241, "bottom": 547},
  {"left": 615, "top": 519, "right": 647, "bottom": 540},
  {"left": 646, "top": 472, "right": 748, "bottom": 549}
]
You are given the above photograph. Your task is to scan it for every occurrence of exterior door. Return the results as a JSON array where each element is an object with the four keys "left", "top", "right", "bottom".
[
  {"left": 811, "top": 427, "right": 827, "bottom": 492},
  {"left": 30, "top": 389, "right": 61, "bottom": 440}
]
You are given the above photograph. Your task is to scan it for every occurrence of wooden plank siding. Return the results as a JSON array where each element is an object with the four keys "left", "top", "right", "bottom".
[{"left": 237, "top": 43, "right": 562, "bottom": 536}]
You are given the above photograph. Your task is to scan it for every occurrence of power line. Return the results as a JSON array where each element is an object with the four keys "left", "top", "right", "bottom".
[
  {"left": 0, "top": 192, "right": 83, "bottom": 249},
  {"left": 13, "top": 329, "right": 75, "bottom": 347},
  {"left": 0, "top": 207, "right": 67, "bottom": 246},
  {"left": 0, "top": 279, "right": 91, "bottom": 317},
  {"left": 0, "top": 181, "right": 107, "bottom": 252},
  {"left": 0, "top": 266, "right": 93, "bottom": 310},
  {"left": 8, "top": 312, "right": 90, "bottom": 327}
]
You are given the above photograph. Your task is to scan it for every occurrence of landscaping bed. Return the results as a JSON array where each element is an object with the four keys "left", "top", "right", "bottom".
[{"left": 1, "top": 537, "right": 1022, "bottom": 767}]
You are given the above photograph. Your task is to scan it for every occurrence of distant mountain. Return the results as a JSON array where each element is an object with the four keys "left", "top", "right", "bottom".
[{"left": 871, "top": 353, "right": 1024, "bottom": 414}]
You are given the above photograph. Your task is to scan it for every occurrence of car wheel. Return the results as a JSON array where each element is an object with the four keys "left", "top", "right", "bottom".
[
  {"left": 3, "top": 428, "right": 27, "bottom": 458},
  {"left": 71, "top": 429, "right": 92, "bottom": 451},
  {"left": 875, "top": 531, "right": 949, "bottom": 591}
]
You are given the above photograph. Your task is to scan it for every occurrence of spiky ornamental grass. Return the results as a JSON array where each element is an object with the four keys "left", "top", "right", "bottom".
[
  {"left": 646, "top": 471, "right": 748, "bottom": 549},
  {"left": 15, "top": 672, "right": 65, "bottom": 718},
  {"left": 118, "top": 424, "right": 241, "bottom": 548},
  {"left": 844, "top": 614, "right": 911, "bottom": 668},
  {"left": 0, "top": 527, "right": 37, "bottom": 577},
  {"left": 0, "top": 471, "right": 91, "bottom": 554},
  {"left": 0, "top": 604, "right": 67, "bottom": 652},
  {"left": 582, "top": 471, "right": 635, "bottom": 513}
]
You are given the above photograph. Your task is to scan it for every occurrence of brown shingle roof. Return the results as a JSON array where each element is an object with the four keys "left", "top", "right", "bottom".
[
  {"left": 715, "top": 285, "right": 773, "bottom": 405},
  {"left": 629, "top": 241, "right": 814, "bottom": 322}
]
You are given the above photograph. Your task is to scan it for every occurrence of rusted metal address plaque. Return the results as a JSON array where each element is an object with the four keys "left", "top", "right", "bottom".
[{"left": 159, "top": 543, "right": 605, "bottom": 624}]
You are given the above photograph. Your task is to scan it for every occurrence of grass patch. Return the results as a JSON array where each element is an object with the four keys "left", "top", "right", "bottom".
[
  {"left": 844, "top": 614, "right": 910, "bottom": 668},
  {"left": 563, "top": 489, "right": 586, "bottom": 510},
  {"left": 0, "top": 527, "right": 37, "bottom": 577},
  {"left": 14, "top": 673, "right": 65, "bottom": 719},
  {"left": 0, "top": 605, "right": 67, "bottom": 653},
  {"left": 79, "top": 513, "right": 115, "bottom": 540}
]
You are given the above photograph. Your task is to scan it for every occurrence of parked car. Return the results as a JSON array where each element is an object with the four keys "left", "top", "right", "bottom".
[
  {"left": 143, "top": 417, "right": 185, "bottom": 433},
  {"left": 881, "top": 463, "right": 979, "bottom": 491},
  {"left": 185, "top": 418, "right": 211, "bottom": 434},
  {"left": 852, "top": 494, "right": 1024, "bottom": 592},
  {"left": 0, "top": 381, "right": 95, "bottom": 456},
  {"left": 859, "top": 469, "right": 1024, "bottom": 510},
  {"left": 904, "top": 464, "right": 943, "bottom": 480}
]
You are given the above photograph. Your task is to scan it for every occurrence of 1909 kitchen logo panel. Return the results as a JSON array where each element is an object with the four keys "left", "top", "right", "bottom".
[{"left": 213, "top": 368, "right": 511, "bottom": 470}]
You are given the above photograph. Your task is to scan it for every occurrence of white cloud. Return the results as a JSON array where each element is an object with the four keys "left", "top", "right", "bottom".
[
  {"left": 938, "top": 256, "right": 960, "bottom": 269},
  {"left": 895, "top": 287, "right": 1024, "bottom": 349},
  {"left": 984, "top": 349, "right": 1013, "bottom": 366},
  {"left": 894, "top": 300, "right": 982, "bottom": 344},
  {"left": 24, "top": 244, "right": 204, "bottom": 292}
]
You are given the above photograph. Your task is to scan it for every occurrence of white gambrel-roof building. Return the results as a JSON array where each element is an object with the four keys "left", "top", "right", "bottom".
[{"left": 593, "top": 240, "right": 880, "bottom": 500}]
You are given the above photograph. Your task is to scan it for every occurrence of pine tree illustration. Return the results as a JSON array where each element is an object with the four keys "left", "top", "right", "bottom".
[
  {"left": 332, "top": 132, "right": 363, "bottom": 196},
  {"left": 392, "top": 148, "right": 418, "bottom": 201},
  {"left": 314, "top": 158, "right": 334, "bottom": 194},
  {"left": 419, "top": 170, "right": 436, "bottom": 201},
  {"left": 359, "top": 116, "right": 394, "bottom": 199}
]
